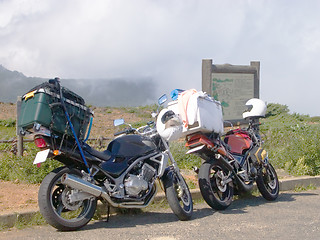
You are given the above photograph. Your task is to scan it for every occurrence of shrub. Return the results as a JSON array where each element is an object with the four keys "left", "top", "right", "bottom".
[
  {"left": 170, "top": 141, "right": 202, "bottom": 170},
  {"left": 261, "top": 104, "right": 320, "bottom": 176},
  {"left": 0, "top": 119, "right": 16, "bottom": 127},
  {"left": 265, "top": 103, "right": 289, "bottom": 117},
  {"left": 0, "top": 143, "right": 62, "bottom": 183}
]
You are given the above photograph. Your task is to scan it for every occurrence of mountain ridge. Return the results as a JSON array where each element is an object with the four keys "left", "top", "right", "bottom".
[{"left": 0, "top": 65, "right": 157, "bottom": 107}]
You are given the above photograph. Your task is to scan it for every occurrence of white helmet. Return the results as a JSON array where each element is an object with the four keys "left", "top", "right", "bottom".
[
  {"left": 156, "top": 108, "right": 182, "bottom": 142},
  {"left": 242, "top": 98, "right": 267, "bottom": 119}
]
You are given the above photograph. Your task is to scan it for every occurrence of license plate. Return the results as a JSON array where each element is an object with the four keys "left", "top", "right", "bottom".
[{"left": 33, "top": 149, "right": 50, "bottom": 165}]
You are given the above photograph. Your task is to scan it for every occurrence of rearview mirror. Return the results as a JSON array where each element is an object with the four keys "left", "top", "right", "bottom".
[
  {"left": 114, "top": 118, "right": 125, "bottom": 127},
  {"left": 158, "top": 94, "right": 167, "bottom": 106}
]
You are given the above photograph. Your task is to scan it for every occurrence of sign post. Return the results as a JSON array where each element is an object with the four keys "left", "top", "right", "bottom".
[{"left": 202, "top": 59, "right": 260, "bottom": 124}]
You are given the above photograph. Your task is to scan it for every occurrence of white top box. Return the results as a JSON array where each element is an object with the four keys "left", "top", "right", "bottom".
[{"left": 167, "top": 91, "right": 224, "bottom": 137}]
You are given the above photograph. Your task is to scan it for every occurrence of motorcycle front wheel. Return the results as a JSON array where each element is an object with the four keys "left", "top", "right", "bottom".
[
  {"left": 256, "top": 163, "right": 279, "bottom": 201},
  {"left": 163, "top": 169, "right": 193, "bottom": 221},
  {"left": 38, "top": 166, "right": 97, "bottom": 231},
  {"left": 198, "top": 161, "right": 234, "bottom": 210}
]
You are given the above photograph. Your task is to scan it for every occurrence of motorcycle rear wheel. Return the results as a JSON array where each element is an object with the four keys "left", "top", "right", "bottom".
[
  {"left": 199, "top": 161, "right": 234, "bottom": 210},
  {"left": 38, "top": 166, "right": 97, "bottom": 231},
  {"left": 256, "top": 163, "right": 279, "bottom": 201},
  {"left": 163, "top": 169, "right": 193, "bottom": 221}
]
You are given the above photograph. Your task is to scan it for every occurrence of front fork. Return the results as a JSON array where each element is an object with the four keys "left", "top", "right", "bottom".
[
  {"left": 161, "top": 138, "right": 180, "bottom": 172},
  {"left": 161, "top": 138, "right": 188, "bottom": 190}
]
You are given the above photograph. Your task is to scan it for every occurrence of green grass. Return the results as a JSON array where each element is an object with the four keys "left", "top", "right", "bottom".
[
  {"left": 0, "top": 212, "right": 47, "bottom": 231},
  {"left": 170, "top": 141, "right": 202, "bottom": 170},
  {"left": 1, "top": 103, "right": 320, "bottom": 183},
  {"left": 0, "top": 151, "right": 62, "bottom": 184},
  {"left": 0, "top": 122, "right": 62, "bottom": 183},
  {"left": 294, "top": 184, "right": 317, "bottom": 192},
  {"left": 0, "top": 126, "right": 16, "bottom": 141},
  {"left": 0, "top": 119, "right": 16, "bottom": 128},
  {"left": 261, "top": 103, "right": 320, "bottom": 176},
  {"left": 120, "top": 104, "right": 158, "bottom": 118},
  {"left": 15, "top": 212, "right": 47, "bottom": 229}
]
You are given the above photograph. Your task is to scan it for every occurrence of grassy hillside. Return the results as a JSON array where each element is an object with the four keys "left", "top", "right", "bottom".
[
  {"left": 0, "top": 103, "right": 319, "bottom": 183},
  {"left": 261, "top": 103, "right": 320, "bottom": 176}
]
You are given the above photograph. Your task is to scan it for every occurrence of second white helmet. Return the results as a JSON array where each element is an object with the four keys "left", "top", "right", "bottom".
[{"left": 242, "top": 98, "right": 267, "bottom": 119}]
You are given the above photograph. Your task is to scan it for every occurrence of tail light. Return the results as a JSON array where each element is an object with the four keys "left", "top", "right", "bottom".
[
  {"left": 185, "top": 134, "right": 215, "bottom": 149},
  {"left": 34, "top": 136, "right": 47, "bottom": 148}
]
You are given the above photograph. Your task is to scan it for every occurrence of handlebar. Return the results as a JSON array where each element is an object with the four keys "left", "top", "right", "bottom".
[
  {"left": 113, "top": 121, "right": 156, "bottom": 137},
  {"left": 114, "top": 129, "right": 129, "bottom": 136},
  {"left": 113, "top": 128, "right": 136, "bottom": 137}
]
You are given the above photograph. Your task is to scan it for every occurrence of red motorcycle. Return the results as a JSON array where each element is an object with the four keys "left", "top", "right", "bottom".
[{"left": 185, "top": 98, "right": 279, "bottom": 210}]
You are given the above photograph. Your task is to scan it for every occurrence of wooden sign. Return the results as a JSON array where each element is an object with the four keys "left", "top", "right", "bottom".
[{"left": 202, "top": 59, "right": 260, "bottom": 123}]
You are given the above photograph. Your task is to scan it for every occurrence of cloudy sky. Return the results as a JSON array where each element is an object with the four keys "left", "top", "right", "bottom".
[{"left": 0, "top": 0, "right": 319, "bottom": 116}]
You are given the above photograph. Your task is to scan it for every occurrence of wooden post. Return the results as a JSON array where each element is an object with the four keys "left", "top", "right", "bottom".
[
  {"left": 16, "top": 96, "right": 23, "bottom": 156},
  {"left": 17, "top": 135, "right": 23, "bottom": 157},
  {"left": 202, "top": 59, "right": 213, "bottom": 94}
]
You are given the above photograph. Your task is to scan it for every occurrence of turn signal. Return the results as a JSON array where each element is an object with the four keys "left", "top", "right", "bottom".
[{"left": 53, "top": 150, "right": 61, "bottom": 156}]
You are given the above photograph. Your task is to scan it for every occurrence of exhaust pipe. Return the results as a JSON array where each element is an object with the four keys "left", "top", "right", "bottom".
[
  {"left": 216, "top": 156, "right": 253, "bottom": 192},
  {"left": 61, "top": 173, "right": 153, "bottom": 208},
  {"left": 61, "top": 173, "right": 105, "bottom": 198}
]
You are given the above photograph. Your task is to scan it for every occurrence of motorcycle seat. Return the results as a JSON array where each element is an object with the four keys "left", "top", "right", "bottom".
[{"left": 83, "top": 144, "right": 112, "bottom": 161}]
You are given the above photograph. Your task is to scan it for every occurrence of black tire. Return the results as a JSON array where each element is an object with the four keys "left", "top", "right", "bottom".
[
  {"left": 163, "top": 169, "right": 193, "bottom": 221},
  {"left": 198, "top": 161, "right": 233, "bottom": 210},
  {"left": 38, "top": 166, "right": 97, "bottom": 231},
  {"left": 256, "top": 163, "right": 279, "bottom": 201}
]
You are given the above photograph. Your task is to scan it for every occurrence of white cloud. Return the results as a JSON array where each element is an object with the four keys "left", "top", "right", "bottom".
[{"left": 0, "top": 0, "right": 319, "bottom": 115}]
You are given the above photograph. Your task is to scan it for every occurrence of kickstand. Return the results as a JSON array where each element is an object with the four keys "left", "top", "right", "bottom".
[{"left": 105, "top": 205, "right": 110, "bottom": 222}]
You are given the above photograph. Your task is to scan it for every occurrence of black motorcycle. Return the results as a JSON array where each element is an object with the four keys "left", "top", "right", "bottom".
[{"left": 18, "top": 79, "right": 193, "bottom": 231}]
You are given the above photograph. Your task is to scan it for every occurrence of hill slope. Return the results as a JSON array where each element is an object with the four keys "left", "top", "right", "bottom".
[{"left": 0, "top": 65, "right": 157, "bottom": 107}]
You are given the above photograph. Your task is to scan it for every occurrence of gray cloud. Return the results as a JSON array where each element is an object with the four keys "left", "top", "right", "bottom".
[{"left": 0, "top": 0, "right": 319, "bottom": 115}]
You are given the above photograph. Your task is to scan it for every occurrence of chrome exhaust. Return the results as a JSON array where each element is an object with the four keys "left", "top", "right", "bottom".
[
  {"left": 61, "top": 173, "right": 156, "bottom": 208},
  {"left": 61, "top": 173, "right": 104, "bottom": 198}
]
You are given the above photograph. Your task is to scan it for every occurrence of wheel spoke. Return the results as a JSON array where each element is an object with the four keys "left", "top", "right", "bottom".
[
  {"left": 174, "top": 176, "right": 190, "bottom": 206},
  {"left": 211, "top": 168, "right": 230, "bottom": 200},
  {"left": 215, "top": 190, "right": 223, "bottom": 200},
  {"left": 56, "top": 203, "right": 65, "bottom": 215}
]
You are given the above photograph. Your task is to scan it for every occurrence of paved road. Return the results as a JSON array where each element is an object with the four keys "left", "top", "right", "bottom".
[{"left": 1, "top": 189, "right": 320, "bottom": 240}]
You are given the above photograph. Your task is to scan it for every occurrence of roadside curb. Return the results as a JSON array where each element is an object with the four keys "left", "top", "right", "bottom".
[
  {"left": 1, "top": 176, "right": 320, "bottom": 229},
  {"left": 279, "top": 176, "right": 320, "bottom": 191}
]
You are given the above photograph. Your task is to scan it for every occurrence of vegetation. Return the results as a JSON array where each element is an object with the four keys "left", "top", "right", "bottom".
[
  {"left": 0, "top": 120, "right": 61, "bottom": 183},
  {"left": 119, "top": 104, "right": 158, "bottom": 119},
  {"left": 170, "top": 140, "right": 202, "bottom": 170},
  {"left": 261, "top": 103, "right": 320, "bottom": 176},
  {"left": 0, "top": 144, "right": 61, "bottom": 183},
  {"left": 0, "top": 119, "right": 16, "bottom": 128},
  {"left": 0, "top": 102, "right": 320, "bottom": 185}
]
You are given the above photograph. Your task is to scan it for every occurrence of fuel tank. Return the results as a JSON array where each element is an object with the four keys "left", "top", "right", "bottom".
[
  {"left": 107, "top": 135, "right": 157, "bottom": 157},
  {"left": 100, "top": 135, "right": 157, "bottom": 177},
  {"left": 224, "top": 130, "right": 252, "bottom": 155}
]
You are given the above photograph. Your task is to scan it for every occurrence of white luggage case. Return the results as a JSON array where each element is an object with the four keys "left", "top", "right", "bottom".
[{"left": 167, "top": 94, "right": 224, "bottom": 137}]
